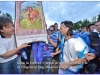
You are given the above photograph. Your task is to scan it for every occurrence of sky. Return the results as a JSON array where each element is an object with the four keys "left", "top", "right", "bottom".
[{"left": 0, "top": 1, "right": 100, "bottom": 28}]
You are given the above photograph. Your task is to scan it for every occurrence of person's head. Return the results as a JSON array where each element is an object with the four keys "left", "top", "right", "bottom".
[
  {"left": 95, "top": 21, "right": 100, "bottom": 32},
  {"left": 60, "top": 21, "right": 73, "bottom": 36},
  {"left": 47, "top": 25, "right": 55, "bottom": 35},
  {"left": 81, "top": 26, "right": 87, "bottom": 32},
  {"left": 54, "top": 23, "right": 58, "bottom": 31},
  {"left": 0, "top": 16, "right": 14, "bottom": 36},
  {"left": 87, "top": 24, "right": 95, "bottom": 32}
]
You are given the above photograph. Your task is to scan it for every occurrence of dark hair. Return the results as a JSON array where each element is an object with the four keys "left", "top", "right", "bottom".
[
  {"left": 61, "top": 21, "right": 73, "bottom": 36},
  {"left": 95, "top": 21, "right": 100, "bottom": 25},
  {"left": 50, "top": 25, "right": 55, "bottom": 31},
  {"left": 54, "top": 23, "right": 58, "bottom": 26},
  {"left": 95, "top": 21, "right": 100, "bottom": 23},
  {"left": 0, "top": 16, "right": 13, "bottom": 30},
  {"left": 87, "top": 24, "right": 94, "bottom": 29}
]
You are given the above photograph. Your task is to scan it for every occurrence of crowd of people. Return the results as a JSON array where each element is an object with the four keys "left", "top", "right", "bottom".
[{"left": 0, "top": 16, "right": 100, "bottom": 74}]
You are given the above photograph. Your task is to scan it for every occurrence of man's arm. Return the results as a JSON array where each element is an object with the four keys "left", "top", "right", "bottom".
[
  {"left": 60, "top": 58, "right": 86, "bottom": 70},
  {"left": 51, "top": 47, "right": 60, "bottom": 57},
  {"left": 1, "top": 43, "right": 30, "bottom": 58},
  {"left": 85, "top": 53, "right": 95, "bottom": 61}
]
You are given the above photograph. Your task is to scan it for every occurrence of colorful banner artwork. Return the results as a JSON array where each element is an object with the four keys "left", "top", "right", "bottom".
[{"left": 15, "top": 1, "right": 48, "bottom": 47}]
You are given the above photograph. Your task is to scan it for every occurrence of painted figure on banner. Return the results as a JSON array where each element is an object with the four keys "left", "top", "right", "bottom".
[{"left": 15, "top": 1, "right": 48, "bottom": 47}]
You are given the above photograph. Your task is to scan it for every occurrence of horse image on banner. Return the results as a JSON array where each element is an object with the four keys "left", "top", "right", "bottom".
[{"left": 15, "top": 1, "right": 48, "bottom": 47}]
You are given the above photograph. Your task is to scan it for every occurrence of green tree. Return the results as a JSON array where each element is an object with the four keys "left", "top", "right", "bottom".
[
  {"left": 73, "top": 12, "right": 100, "bottom": 30},
  {"left": 5, "top": 13, "right": 13, "bottom": 20},
  {"left": 81, "top": 19, "right": 90, "bottom": 27},
  {"left": 0, "top": 10, "right": 1, "bottom": 14},
  {"left": 97, "top": 12, "right": 100, "bottom": 21},
  {"left": 0, "top": 10, "right": 13, "bottom": 20},
  {"left": 73, "top": 21, "right": 82, "bottom": 30},
  {"left": 73, "top": 19, "right": 91, "bottom": 30},
  {"left": 91, "top": 16, "right": 97, "bottom": 23},
  {"left": 73, "top": 22, "right": 80, "bottom": 30}
]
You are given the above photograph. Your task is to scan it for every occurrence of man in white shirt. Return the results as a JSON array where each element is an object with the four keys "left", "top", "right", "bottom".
[{"left": 0, "top": 16, "right": 30, "bottom": 74}]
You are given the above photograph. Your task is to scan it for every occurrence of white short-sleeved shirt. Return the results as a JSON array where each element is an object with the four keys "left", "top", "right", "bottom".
[
  {"left": 0, "top": 35, "right": 17, "bottom": 63},
  {"left": 63, "top": 37, "right": 88, "bottom": 72}
]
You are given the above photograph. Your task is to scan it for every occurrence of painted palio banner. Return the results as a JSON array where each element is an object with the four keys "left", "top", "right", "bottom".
[{"left": 15, "top": 1, "right": 48, "bottom": 47}]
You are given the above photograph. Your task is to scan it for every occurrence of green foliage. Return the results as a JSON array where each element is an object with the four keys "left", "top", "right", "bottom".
[
  {"left": 81, "top": 19, "right": 90, "bottom": 27},
  {"left": 97, "top": 12, "right": 100, "bottom": 21},
  {"left": 5, "top": 13, "right": 13, "bottom": 20},
  {"left": 91, "top": 16, "right": 97, "bottom": 24},
  {"left": 0, "top": 10, "right": 1, "bottom": 14},
  {"left": 74, "top": 19, "right": 90, "bottom": 30},
  {"left": 74, "top": 12, "right": 100, "bottom": 30},
  {"left": 73, "top": 22, "right": 81, "bottom": 30},
  {"left": 0, "top": 10, "right": 13, "bottom": 20}
]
